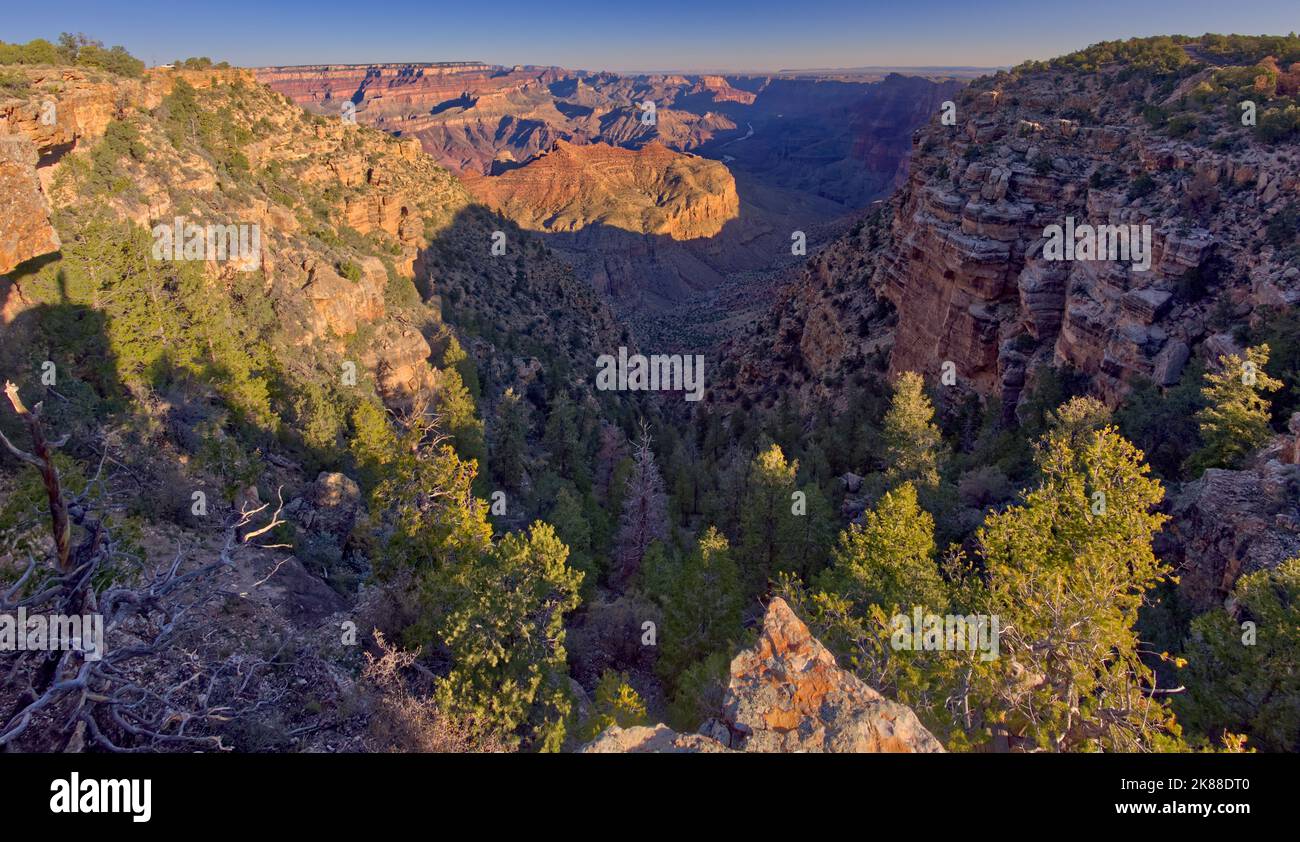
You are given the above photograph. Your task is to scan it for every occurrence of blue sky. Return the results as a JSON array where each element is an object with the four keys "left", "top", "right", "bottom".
[{"left": 3, "top": 0, "right": 1297, "bottom": 72}]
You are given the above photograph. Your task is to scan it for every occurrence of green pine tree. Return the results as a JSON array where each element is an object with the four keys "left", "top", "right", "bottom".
[
  {"left": 978, "top": 397, "right": 1180, "bottom": 751},
  {"left": 438, "top": 367, "right": 486, "bottom": 470},
  {"left": 1188, "top": 345, "right": 1282, "bottom": 473},
  {"left": 881, "top": 371, "right": 945, "bottom": 489},
  {"left": 579, "top": 670, "right": 649, "bottom": 741},
  {"left": 657, "top": 526, "right": 744, "bottom": 684},
  {"left": 1178, "top": 558, "right": 1300, "bottom": 751},
  {"left": 492, "top": 387, "right": 529, "bottom": 490},
  {"left": 818, "top": 482, "right": 947, "bottom": 614},
  {"left": 434, "top": 521, "right": 583, "bottom": 752},
  {"left": 440, "top": 333, "right": 481, "bottom": 400},
  {"left": 543, "top": 390, "right": 590, "bottom": 490},
  {"left": 737, "top": 443, "right": 802, "bottom": 594}
]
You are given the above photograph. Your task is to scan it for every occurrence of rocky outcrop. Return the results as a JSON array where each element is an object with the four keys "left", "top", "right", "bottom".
[
  {"left": 0, "top": 134, "right": 59, "bottom": 274},
  {"left": 690, "top": 75, "right": 756, "bottom": 105},
  {"left": 581, "top": 598, "right": 944, "bottom": 753},
  {"left": 468, "top": 140, "right": 739, "bottom": 240},
  {"left": 714, "top": 597, "right": 945, "bottom": 752},
  {"left": 750, "top": 43, "right": 1300, "bottom": 415},
  {"left": 1163, "top": 455, "right": 1300, "bottom": 611},
  {"left": 580, "top": 724, "right": 735, "bottom": 753}
]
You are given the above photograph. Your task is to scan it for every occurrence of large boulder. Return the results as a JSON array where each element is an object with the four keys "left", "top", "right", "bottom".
[
  {"left": 719, "top": 597, "right": 945, "bottom": 753},
  {"left": 580, "top": 724, "right": 734, "bottom": 753},
  {"left": 580, "top": 597, "right": 944, "bottom": 753},
  {"left": 302, "top": 471, "right": 361, "bottom": 538}
]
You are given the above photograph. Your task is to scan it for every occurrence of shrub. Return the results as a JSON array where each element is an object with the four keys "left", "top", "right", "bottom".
[
  {"left": 1127, "top": 173, "right": 1156, "bottom": 200},
  {"left": 338, "top": 260, "right": 363, "bottom": 282}
]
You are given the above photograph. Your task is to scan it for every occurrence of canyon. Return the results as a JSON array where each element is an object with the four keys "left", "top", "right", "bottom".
[
  {"left": 726, "top": 43, "right": 1300, "bottom": 420},
  {"left": 258, "top": 63, "right": 961, "bottom": 331},
  {"left": 4, "top": 32, "right": 1300, "bottom": 759}
]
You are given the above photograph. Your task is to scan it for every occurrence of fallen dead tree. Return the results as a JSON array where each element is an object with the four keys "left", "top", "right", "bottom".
[{"left": 0, "top": 380, "right": 291, "bottom": 752}]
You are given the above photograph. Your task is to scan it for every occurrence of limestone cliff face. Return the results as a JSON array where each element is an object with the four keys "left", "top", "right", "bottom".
[
  {"left": 0, "top": 67, "right": 252, "bottom": 283},
  {"left": 581, "top": 598, "right": 944, "bottom": 753},
  {"left": 0, "top": 134, "right": 58, "bottom": 275},
  {"left": 254, "top": 62, "right": 495, "bottom": 116},
  {"left": 0, "top": 64, "right": 620, "bottom": 411},
  {"left": 727, "top": 47, "right": 1299, "bottom": 418},
  {"left": 468, "top": 140, "right": 739, "bottom": 240},
  {"left": 0, "top": 66, "right": 164, "bottom": 274},
  {"left": 872, "top": 58, "right": 1299, "bottom": 414}
]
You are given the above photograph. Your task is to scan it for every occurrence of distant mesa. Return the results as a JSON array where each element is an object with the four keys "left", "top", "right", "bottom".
[{"left": 467, "top": 140, "right": 739, "bottom": 239}]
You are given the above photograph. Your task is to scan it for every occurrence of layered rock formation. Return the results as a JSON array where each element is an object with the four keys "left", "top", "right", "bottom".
[
  {"left": 468, "top": 140, "right": 738, "bottom": 240},
  {"left": 0, "top": 134, "right": 58, "bottom": 274},
  {"left": 690, "top": 75, "right": 756, "bottom": 105},
  {"left": 256, "top": 63, "right": 735, "bottom": 176},
  {"left": 582, "top": 598, "right": 943, "bottom": 753},
  {"left": 874, "top": 58, "right": 1299, "bottom": 415},
  {"left": 724, "top": 41, "right": 1299, "bottom": 418},
  {"left": 0, "top": 63, "right": 620, "bottom": 411},
  {"left": 0, "top": 66, "right": 170, "bottom": 274}
]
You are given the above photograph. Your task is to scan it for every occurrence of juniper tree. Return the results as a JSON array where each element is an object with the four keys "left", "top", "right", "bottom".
[
  {"left": 433, "top": 521, "right": 582, "bottom": 752},
  {"left": 799, "top": 482, "right": 982, "bottom": 738},
  {"left": 977, "top": 397, "right": 1181, "bottom": 751},
  {"left": 354, "top": 400, "right": 584, "bottom": 750},
  {"left": 366, "top": 411, "right": 493, "bottom": 584}
]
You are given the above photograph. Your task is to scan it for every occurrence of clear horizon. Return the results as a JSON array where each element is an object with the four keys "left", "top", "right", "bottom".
[{"left": 3, "top": 0, "right": 1297, "bottom": 73}]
